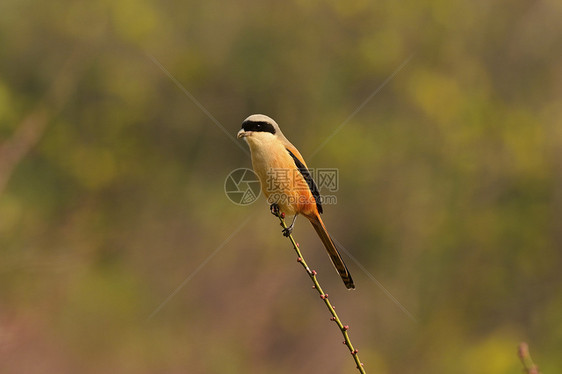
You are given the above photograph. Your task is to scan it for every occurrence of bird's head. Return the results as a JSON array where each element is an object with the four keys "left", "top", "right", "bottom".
[{"left": 237, "top": 114, "right": 281, "bottom": 144}]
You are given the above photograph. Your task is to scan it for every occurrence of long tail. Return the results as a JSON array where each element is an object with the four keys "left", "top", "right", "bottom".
[{"left": 308, "top": 214, "right": 355, "bottom": 289}]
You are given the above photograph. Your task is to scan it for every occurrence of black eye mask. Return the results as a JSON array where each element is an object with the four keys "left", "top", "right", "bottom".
[{"left": 241, "top": 120, "right": 276, "bottom": 134}]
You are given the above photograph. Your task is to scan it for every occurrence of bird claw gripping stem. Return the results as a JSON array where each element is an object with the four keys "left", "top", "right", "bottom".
[
  {"left": 270, "top": 203, "right": 281, "bottom": 217},
  {"left": 282, "top": 226, "right": 293, "bottom": 237}
]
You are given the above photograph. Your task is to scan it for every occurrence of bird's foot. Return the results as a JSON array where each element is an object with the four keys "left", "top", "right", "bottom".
[
  {"left": 281, "top": 215, "right": 297, "bottom": 236},
  {"left": 270, "top": 203, "right": 281, "bottom": 217},
  {"left": 282, "top": 225, "right": 294, "bottom": 237}
]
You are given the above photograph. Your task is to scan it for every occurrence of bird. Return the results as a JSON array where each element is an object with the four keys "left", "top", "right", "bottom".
[{"left": 237, "top": 114, "right": 355, "bottom": 289}]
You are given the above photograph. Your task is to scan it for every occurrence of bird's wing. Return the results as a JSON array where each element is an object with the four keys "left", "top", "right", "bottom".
[{"left": 285, "top": 147, "right": 323, "bottom": 214}]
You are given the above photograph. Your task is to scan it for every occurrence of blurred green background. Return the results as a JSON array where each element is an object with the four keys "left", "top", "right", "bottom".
[{"left": 1, "top": 0, "right": 561, "bottom": 373}]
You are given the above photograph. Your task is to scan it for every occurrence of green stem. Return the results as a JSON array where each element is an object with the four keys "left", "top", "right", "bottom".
[{"left": 276, "top": 213, "right": 366, "bottom": 374}]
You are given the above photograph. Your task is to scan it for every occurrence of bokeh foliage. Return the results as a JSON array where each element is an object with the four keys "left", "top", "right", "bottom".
[{"left": 1, "top": 0, "right": 561, "bottom": 373}]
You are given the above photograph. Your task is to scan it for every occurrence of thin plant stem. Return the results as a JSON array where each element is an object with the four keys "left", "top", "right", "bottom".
[
  {"left": 518, "top": 342, "right": 540, "bottom": 374},
  {"left": 274, "top": 210, "right": 366, "bottom": 374}
]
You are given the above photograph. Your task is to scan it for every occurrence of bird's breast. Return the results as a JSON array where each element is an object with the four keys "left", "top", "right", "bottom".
[{"left": 247, "top": 138, "right": 315, "bottom": 216}]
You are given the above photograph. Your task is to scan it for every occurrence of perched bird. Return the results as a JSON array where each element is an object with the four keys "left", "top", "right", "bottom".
[{"left": 237, "top": 114, "right": 355, "bottom": 289}]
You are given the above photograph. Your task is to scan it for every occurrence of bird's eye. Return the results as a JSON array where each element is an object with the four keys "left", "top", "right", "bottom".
[{"left": 256, "top": 123, "right": 262, "bottom": 129}]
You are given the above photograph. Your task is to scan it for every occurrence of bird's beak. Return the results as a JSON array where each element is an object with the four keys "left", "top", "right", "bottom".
[{"left": 237, "top": 129, "right": 248, "bottom": 138}]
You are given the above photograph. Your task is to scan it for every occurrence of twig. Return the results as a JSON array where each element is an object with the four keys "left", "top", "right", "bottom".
[
  {"left": 273, "top": 209, "right": 366, "bottom": 373},
  {"left": 518, "top": 342, "right": 540, "bottom": 374}
]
